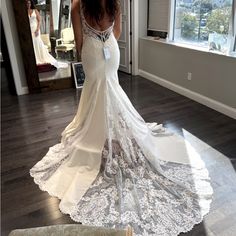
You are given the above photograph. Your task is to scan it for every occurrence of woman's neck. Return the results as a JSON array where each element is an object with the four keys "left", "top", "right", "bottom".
[{"left": 28, "top": 9, "right": 33, "bottom": 16}]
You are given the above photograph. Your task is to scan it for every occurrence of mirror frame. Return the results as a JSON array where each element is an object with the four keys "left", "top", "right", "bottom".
[
  {"left": 11, "top": 0, "right": 74, "bottom": 94},
  {"left": 11, "top": 0, "right": 41, "bottom": 93}
]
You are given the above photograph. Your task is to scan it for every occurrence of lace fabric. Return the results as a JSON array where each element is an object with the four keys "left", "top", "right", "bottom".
[
  {"left": 71, "top": 158, "right": 211, "bottom": 236},
  {"left": 80, "top": 3, "right": 114, "bottom": 42},
  {"left": 30, "top": 4, "right": 213, "bottom": 236}
]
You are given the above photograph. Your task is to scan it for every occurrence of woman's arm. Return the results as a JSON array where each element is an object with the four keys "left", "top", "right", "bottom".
[
  {"left": 71, "top": 0, "right": 83, "bottom": 61},
  {"left": 113, "top": 5, "right": 122, "bottom": 40},
  {"left": 35, "top": 9, "right": 41, "bottom": 37}
]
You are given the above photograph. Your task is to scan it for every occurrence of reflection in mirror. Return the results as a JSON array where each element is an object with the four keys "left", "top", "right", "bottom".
[
  {"left": 58, "top": 0, "right": 71, "bottom": 37},
  {"left": 26, "top": 0, "right": 75, "bottom": 84},
  {"left": 51, "top": 0, "right": 60, "bottom": 38}
]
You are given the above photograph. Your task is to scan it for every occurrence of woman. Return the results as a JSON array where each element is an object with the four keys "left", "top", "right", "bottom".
[
  {"left": 26, "top": 0, "right": 67, "bottom": 68},
  {"left": 30, "top": 0, "right": 213, "bottom": 235}
]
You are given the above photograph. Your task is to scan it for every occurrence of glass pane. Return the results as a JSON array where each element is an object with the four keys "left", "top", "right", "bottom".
[{"left": 174, "top": 0, "right": 233, "bottom": 53}]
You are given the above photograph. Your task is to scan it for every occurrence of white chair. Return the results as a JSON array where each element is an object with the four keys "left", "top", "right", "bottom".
[{"left": 55, "top": 27, "right": 75, "bottom": 59}]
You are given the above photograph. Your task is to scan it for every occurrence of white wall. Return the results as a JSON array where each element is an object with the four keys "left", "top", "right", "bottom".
[
  {"left": 130, "top": 0, "right": 148, "bottom": 75},
  {"left": 1, "top": 0, "right": 29, "bottom": 95},
  {"left": 139, "top": 39, "right": 236, "bottom": 119},
  {"left": 138, "top": 0, "right": 147, "bottom": 37}
]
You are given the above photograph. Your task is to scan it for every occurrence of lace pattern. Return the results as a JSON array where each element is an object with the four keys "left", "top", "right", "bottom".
[
  {"left": 67, "top": 82, "right": 213, "bottom": 236},
  {"left": 80, "top": 3, "right": 114, "bottom": 42},
  {"left": 70, "top": 141, "right": 212, "bottom": 236},
  {"left": 30, "top": 144, "right": 70, "bottom": 186}
]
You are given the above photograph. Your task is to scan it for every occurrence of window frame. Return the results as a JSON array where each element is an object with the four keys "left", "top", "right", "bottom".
[{"left": 169, "top": 0, "right": 236, "bottom": 55}]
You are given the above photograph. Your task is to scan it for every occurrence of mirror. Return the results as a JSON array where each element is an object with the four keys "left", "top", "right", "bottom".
[
  {"left": 58, "top": 0, "right": 71, "bottom": 38},
  {"left": 26, "top": 0, "right": 75, "bottom": 85}
]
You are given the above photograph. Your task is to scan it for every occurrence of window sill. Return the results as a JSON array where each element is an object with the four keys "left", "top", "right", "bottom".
[{"left": 141, "top": 36, "right": 236, "bottom": 59}]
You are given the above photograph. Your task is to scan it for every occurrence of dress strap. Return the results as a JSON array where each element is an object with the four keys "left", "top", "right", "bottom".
[{"left": 79, "top": 1, "right": 114, "bottom": 43}]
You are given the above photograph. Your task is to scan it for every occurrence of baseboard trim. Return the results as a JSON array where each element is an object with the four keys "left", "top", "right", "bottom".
[
  {"left": 139, "top": 70, "right": 236, "bottom": 119},
  {"left": 20, "top": 86, "right": 29, "bottom": 95}
]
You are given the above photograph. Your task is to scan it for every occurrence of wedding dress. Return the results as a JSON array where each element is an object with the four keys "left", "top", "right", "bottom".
[
  {"left": 30, "top": 5, "right": 213, "bottom": 236},
  {"left": 29, "top": 10, "right": 68, "bottom": 69}
]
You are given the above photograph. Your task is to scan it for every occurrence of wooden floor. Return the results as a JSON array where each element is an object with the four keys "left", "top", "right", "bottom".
[{"left": 1, "top": 69, "right": 236, "bottom": 236}]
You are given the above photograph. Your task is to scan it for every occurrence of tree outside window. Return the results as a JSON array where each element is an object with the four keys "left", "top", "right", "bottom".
[{"left": 174, "top": 0, "right": 233, "bottom": 54}]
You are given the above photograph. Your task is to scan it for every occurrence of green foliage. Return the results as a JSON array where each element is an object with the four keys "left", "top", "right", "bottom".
[
  {"left": 193, "top": 0, "right": 213, "bottom": 14},
  {"left": 206, "top": 7, "right": 231, "bottom": 34},
  {"left": 181, "top": 13, "right": 198, "bottom": 39}
]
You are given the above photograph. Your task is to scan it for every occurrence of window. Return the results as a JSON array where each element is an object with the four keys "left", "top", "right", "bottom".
[
  {"left": 173, "top": 0, "right": 235, "bottom": 55},
  {"left": 147, "top": 0, "right": 235, "bottom": 55}
]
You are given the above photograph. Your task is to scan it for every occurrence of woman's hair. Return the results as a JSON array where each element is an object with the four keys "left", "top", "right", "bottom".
[
  {"left": 81, "top": 0, "right": 120, "bottom": 23},
  {"left": 26, "top": 0, "right": 36, "bottom": 9}
]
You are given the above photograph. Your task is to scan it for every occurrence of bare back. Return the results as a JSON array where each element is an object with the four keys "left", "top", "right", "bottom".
[
  {"left": 82, "top": 3, "right": 114, "bottom": 32},
  {"left": 81, "top": 0, "right": 121, "bottom": 39},
  {"left": 71, "top": 0, "right": 121, "bottom": 54}
]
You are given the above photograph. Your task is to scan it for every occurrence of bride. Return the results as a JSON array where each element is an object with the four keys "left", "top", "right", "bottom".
[
  {"left": 26, "top": 0, "right": 67, "bottom": 69},
  {"left": 30, "top": 0, "right": 213, "bottom": 235}
]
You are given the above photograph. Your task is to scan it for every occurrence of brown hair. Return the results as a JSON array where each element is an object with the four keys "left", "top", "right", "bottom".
[
  {"left": 26, "top": 0, "right": 36, "bottom": 9},
  {"left": 81, "top": 0, "right": 120, "bottom": 23}
]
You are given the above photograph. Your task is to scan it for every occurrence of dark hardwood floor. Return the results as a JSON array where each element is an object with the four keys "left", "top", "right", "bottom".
[{"left": 1, "top": 69, "right": 236, "bottom": 236}]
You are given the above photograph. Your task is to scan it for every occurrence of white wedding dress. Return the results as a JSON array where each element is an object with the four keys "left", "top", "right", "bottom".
[
  {"left": 30, "top": 5, "right": 213, "bottom": 236},
  {"left": 29, "top": 10, "right": 68, "bottom": 69}
]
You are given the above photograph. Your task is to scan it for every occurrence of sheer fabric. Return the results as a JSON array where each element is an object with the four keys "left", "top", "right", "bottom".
[{"left": 30, "top": 4, "right": 213, "bottom": 236}]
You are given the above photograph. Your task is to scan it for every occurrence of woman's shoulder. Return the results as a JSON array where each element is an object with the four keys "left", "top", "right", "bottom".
[
  {"left": 34, "top": 9, "right": 40, "bottom": 15},
  {"left": 71, "top": 0, "right": 81, "bottom": 15},
  {"left": 73, "top": 0, "right": 81, "bottom": 7}
]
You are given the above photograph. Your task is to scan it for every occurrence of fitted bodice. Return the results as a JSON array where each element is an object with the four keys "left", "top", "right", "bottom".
[
  {"left": 28, "top": 10, "right": 38, "bottom": 33},
  {"left": 80, "top": 4, "right": 114, "bottom": 42}
]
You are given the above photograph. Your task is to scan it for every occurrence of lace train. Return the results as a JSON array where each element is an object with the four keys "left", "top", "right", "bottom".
[{"left": 30, "top": 135, "right": 212, "bottom": 236}]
